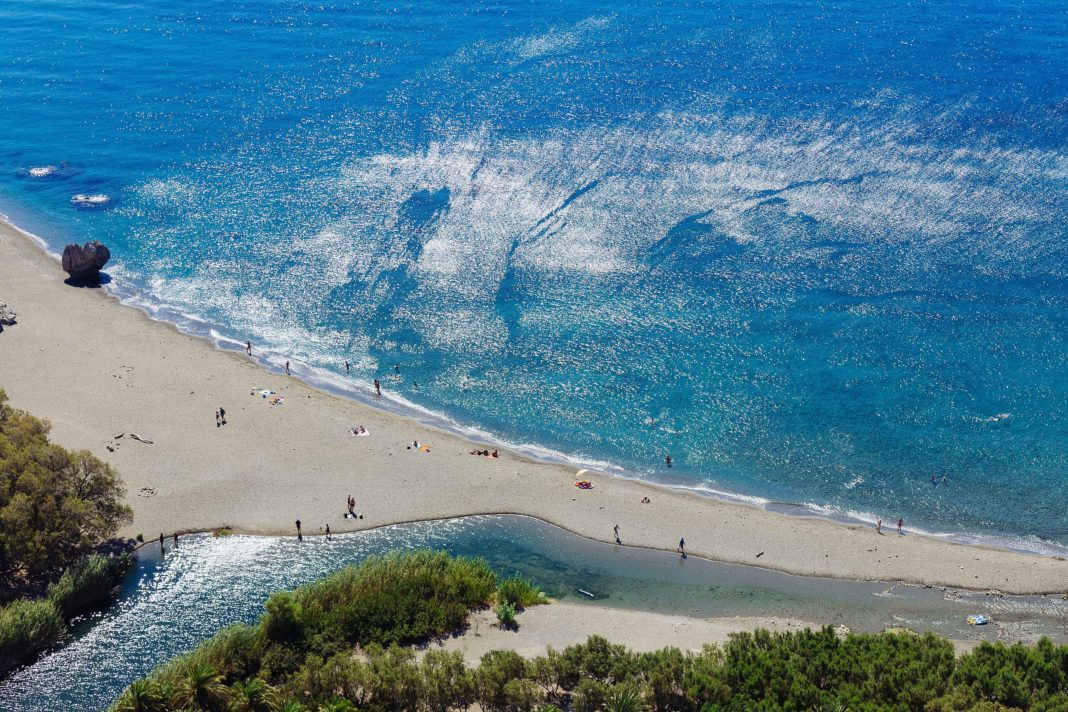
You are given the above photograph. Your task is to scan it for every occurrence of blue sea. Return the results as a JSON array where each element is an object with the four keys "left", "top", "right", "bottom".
[{"left": 0, "top": 0, "right": 1065, "bottom": 552}]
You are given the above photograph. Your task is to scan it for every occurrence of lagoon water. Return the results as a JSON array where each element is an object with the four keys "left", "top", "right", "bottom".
[
  {"left": 3, "top": 516, "right": 1067, "bottom": 711},
  {"left": 0, "top": 0, "right": 1066, "bottom": 550}
]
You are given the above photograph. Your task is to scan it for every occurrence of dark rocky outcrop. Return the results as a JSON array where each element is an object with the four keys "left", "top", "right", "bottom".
[
  {"left": 61, "top": 241, "right": 110, "bottom": 282},
  {"left": 0, "top": 301, "right": 14, "bottom": 332}
]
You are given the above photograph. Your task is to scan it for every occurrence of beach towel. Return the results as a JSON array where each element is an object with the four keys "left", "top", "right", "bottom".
[
  {"left": 419, "top": 444, "right": 431, "bottom": 452},
  {"left": 269, "top": 396, "right": 284, "bottom": 406}
]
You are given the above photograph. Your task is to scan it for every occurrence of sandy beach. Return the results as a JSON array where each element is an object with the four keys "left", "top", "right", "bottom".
[
  {"left": 0, "top": 220, "right": 1065, "bottom": 594},
  {"left": 426, "top": 603, "right": 983, "bottom": 660},
  {"left": 430, "top": 604, "right": 814, "bottom": 663}
]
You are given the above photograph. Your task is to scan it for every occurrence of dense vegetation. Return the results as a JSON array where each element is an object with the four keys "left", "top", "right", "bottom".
[
  {"left": 0, "top": 553, "right": 131, "bottom": 674},
  {"left": 0, "top": 389, "right": 133, "bottom": 675},
  {"left": 114, "top": 550, "right": 1068, "bottom": 712}
]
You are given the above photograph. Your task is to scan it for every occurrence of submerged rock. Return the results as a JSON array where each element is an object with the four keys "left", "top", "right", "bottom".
[
  {"left": 61, "top": 241, "right": 110, "bottom": 281},
  {"left": 0, "top": 300, "right": 15, "bottom": 329}
]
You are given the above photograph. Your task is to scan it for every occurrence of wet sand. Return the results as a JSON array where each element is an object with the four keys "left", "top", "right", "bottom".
[{"left": 1, "top": 220, "right": 1066, "bottom": 594}]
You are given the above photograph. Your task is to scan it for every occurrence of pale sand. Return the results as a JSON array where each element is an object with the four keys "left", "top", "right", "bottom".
[
  {"left": 427, "top": 603, "right": 813, "bottom": 662},
  {"left": 0, "top": 221, "right": 1066, "bottom": 594},
  {"left": 426, "top": 603, "right": 981, "bottom": 659}
]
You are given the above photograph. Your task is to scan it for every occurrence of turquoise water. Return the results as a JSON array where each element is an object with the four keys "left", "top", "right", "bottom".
[
  {"left": 0, "top": 0, "right": 1066, "bottom": 550},
  {"left": 3, "top": 516, "right": 1067, "bottom": 711}
]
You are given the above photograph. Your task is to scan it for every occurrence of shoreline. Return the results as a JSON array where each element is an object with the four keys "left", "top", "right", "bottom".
[
  {"left": 3, "top": 213, "right": 1064, "bottom": 562},
  {"left": 6, "top": 218, "right": 1065, "bottom": 563},
  {"left": 1, "top": 219, "right": 1066, "bottom": 594}
]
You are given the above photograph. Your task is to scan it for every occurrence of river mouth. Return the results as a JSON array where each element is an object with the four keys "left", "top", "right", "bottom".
[{"left": 3, "top": 514, "right": 1067, "bottom": 712}]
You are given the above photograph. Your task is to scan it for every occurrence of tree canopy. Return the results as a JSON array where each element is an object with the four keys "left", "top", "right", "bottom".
[{"left": 0, "top": 389, "right": 132, "bottom": 584}]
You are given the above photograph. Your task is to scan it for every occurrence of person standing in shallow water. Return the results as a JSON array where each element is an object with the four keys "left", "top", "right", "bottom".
[
  {"left": 374, "top": 379, "right": 381, "bottom": 397},
  {"left": 245, "top": 340, "right": 252, "bottom": 356},
  {"left": 345, "top": 360, "right": 350, "bottom": 373},
  {"left": 285, "top": 360, "right": 291, "bottom": 376},
  {"left": 897, "top": 517, "right": 904, "bottom": 535},
  {"left": 295, "top": 519, "right": 302, "bottom": 540}
]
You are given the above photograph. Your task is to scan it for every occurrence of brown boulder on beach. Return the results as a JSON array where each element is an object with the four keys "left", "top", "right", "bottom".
[{"left": 61, "top": 240, "right": 110, "bottom": 281}]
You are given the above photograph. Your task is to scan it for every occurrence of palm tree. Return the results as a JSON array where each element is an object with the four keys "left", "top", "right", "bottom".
[
  {"left": 272, "top": 701, "right": 306, "bottom": 712},
  {"left": 172, "top": 664, "right": 230, "bottom": 711},
  {"left": 316, "top": 698, "right": 356, "bottom": 712},
  {"left": 229, "top": 678, "right": 274, "bottom": 712},
  {"left": 601, "top": 688, "right": 644, "bottom": 712},
  {"left": 113, "top": 680, "right": 165, "bottom": 712}
]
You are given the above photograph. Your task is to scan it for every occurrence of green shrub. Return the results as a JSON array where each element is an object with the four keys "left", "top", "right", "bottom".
[
  {"left": 0, "top": 598, "right": 64, "bottom": 675},
  {"left": 497, "top": 575, "right": 546, "bottom": 609},
  {"left": 291, "top": 549, "right": 496, "bottom": 647},
  {"left": 262, "top": 591, "right": 304, "bottom": 643},
  {"left": 495, "top": 601, "right": 518, "bottom": 629},
  {"left": 601, "top": 686, "right": 645, "bottom": 712},
  {"left": 475, "top": 649, "right": 530, "bottom": 711},
  {"left": 421, "top": 649, "right": 474, "bottom": 712},
  {"left": 47, "top": 554, "right": 131, "bottom": 617}
]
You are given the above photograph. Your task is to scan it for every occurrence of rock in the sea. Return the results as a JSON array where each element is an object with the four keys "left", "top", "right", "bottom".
[
  {"left": 0, "top": 300, "right": 15, "bottom": 327},
  {"left": 61, "top": 241, "right": 110, "bottom": 281}
]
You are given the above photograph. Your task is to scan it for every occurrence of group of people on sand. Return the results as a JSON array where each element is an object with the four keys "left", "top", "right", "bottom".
[
  {"left": 292, "top": 494, "right": 364, "bottom": 543},
  {"left": 350, "top": 425, "right": 369, "bottom": 437},
  {"left": 470, "top": 448, "right": 498, "bottom": 458},
  {"left": 875, "top": 517, "right": 906, "bottom": 535}
]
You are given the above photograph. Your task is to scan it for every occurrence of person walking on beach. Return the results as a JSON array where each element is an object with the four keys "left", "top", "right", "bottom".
[
  {"left": 897, "top": 517, "right": 904, "bottom": 535},
  {"left": 325, "top": 524, "right": 331, "bottom": 540},
  {"left": 347, "top": 495, "right": 356, "bottom": 518},
  {"left": 374, "top": 378, "right": 381, "bottom": 397},
  {"left": 678, "top": 538, "right": 686, "bottom": 559},
  {"left": 215, "top": 410, "right": 220, "bottom": 427},
  {"left": 613, "top": 524, "right": 621, "bottom": 545},
  {"left": 876, "top": 518, "right": 882, "bottom": 534},
  {"left": 285, "top": 360, "right": 291, "bottom": 376},
  {"left": 295, "top": 519, "right": 302, "bottom": 541},
  {"left": 219, "top": 407, "right": 226, "bottom": 425},
  {"left": 173, "top": 532, "right": 179, "bottom": 546},
  {"left": 159, "top": 532, "right": 164, "bottom": 551},
  {"left": 245, "top": 340, "right": 252, "bottom": 356}
]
